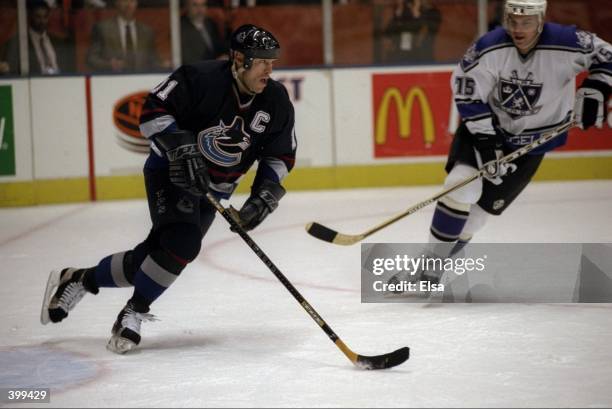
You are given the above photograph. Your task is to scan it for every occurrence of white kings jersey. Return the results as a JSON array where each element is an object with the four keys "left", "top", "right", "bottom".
[{"left": 452, "top": 23, "right": 612, "bottom": 153}]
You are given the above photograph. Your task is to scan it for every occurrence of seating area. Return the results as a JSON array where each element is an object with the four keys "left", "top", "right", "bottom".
[{"left": 1, "top": 0, "right": 611, "bottom": 74}]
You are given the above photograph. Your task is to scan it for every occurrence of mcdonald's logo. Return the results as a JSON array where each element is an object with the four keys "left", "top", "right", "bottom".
[{"left": 375, "top": 87, "right": 435, "bottom": 146}]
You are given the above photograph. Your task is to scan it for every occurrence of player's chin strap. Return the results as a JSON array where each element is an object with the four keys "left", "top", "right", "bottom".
[{"left": 231, "top": 61, "right": 256, "bottom": 96}]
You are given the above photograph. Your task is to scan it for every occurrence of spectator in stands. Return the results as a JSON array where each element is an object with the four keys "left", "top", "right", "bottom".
[
  {"left": 180, "top": 0, "right": 227, "bottom": 64},
  {"left": 488, "top": 0, "right": 504, "bottom": 32},
  {"left": 382, "top": 0, "right": 441, "bottom": 64},
  {"left": 86, "top": 0, "right": 164, "bottom": 72},
  {"left": 3, "top": 0, "right": 74, "bottom": 75}
]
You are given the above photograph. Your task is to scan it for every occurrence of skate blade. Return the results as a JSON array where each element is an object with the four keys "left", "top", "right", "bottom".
[
  {"left": 106, "top": 335, "right": 137, "bottom": 354},
  {"left": 40, "top": 270, "right": 61, "bottom": 325}
]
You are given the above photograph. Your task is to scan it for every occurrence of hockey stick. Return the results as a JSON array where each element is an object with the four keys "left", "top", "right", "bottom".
[
  {"left": 306, "top": 119, "right": 577, "bottom": 246},
  {"left": 204, "top": 192, "right": 410, "bottom": 370}
]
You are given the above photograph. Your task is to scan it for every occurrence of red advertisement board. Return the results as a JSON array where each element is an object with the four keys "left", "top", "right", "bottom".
[
  {"left": 372, "top": 72, "right": 454, "bottom": 158},
  {"left": 372, "top": 71, "right": 612, "bottom": 158}
]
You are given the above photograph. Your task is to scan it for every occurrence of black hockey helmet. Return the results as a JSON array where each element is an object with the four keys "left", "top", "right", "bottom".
[{"left": 230, "top": 24, "right": 280, "bottom": 69}]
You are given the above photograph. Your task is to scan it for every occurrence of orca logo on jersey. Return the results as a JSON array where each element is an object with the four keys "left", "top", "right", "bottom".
[
  {"left": 198, "top": 116, "right": 252, "bottom": 167},
  {"left": 496, "top": 70, "right": 543, "bottom": 118}
]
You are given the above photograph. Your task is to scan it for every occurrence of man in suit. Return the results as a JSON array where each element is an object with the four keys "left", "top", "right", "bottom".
[
  {"left": 3, "top": 0, "right": 74, "bottom": 75},
  {"left": 180, "top": 0, "right": 227, "bottom": 64},
  {"left": 86, "top": 0, "right": 161, "bottom": 72}
]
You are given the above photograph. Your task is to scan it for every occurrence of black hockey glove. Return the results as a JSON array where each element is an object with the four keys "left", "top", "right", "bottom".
[
  {"left": 473, "top": 132, "right": 516, "bottom": 185},
  {"left": 575, "top": 79, "right": 611, "bottom": 130},
  {"left": 229, "top": 179, "right": 286, "bottom": 232},
  {"left": 153, "top": 130, "right": 210, "bottom": 196}
]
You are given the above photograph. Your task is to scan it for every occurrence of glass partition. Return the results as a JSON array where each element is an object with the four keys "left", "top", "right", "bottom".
[
  {"left": 0, "top": 1, "right": 20, "bottom": 75},
  {"left": 1, "top": 0, "right": 78, "bottom": 76},
  {"left": 1, "top": 0, "right": 611, "bottom": 75},
  {"left": 72, "top": 0, "right": 171, "bottom": 73},
  {"left": 367, "top": 0, "right": 479, "bottom": 65},
  {"left": 226, "top": 1, "right": 325, "bottom": 67}
]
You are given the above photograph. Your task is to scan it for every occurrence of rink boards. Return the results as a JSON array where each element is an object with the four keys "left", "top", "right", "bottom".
[{"left": 1, "top": 65, "right": 611, "bottom": 206}]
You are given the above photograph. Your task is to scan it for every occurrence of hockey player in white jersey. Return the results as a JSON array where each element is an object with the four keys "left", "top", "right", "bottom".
[{"left": 390, "top": 0, "right": 612, "bottom": 288}]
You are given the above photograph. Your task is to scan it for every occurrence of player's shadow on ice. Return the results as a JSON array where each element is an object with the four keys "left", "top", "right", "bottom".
[
  {"left": 34, "top": 334, "right": 215, "bottom": 356},
  {"left": 139, "top": 333, "right": 220, "bottom": 353},
  {"left": 140, "top": 326, "right": 301, "bottom": 356}
]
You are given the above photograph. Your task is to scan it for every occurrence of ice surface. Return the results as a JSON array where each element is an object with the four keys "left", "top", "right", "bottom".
[{"left": 1, "top": 181, "right": 611, "bottom": 408}]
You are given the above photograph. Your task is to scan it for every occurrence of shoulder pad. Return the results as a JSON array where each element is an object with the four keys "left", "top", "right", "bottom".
[
  {"left": 538, "top": 23, "right": 594, "bottom": 52},
  {"left": 460, "top": 27, "right": 513, "bottom": 72}
]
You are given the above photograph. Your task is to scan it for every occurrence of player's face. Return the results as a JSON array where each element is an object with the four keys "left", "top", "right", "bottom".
[
  {"left": 187, "top": 0, "right": 207, "bottom": 20},
  {"left": 116, "top": 0, "right": 138, "bottom": 20},
  {"left": 242, "top": 58, "right": 276, "bottom": 94},
  {"left": 506, "top": 14, "right": 540, "bottom": 53}
]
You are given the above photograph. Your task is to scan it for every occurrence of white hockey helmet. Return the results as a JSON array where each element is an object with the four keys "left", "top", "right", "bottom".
[
  {"left": 504, "top": 0, "right": 547, "bottom": 16},
  {"left": 504, "top": 0, "right": 547, "bottom": 33}
]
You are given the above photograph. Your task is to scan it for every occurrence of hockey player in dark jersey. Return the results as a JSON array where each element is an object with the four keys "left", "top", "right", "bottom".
[
  {"left": 40, "top": 24, "right": 297, "bottom": 353},
  {"left": 388, "top": 0, "right": 612, "bottom": 290}
]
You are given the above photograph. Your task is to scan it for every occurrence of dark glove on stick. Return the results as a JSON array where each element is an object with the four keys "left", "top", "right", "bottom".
[
  {"left": 230, "top": 179, "right": 286, "bottom": 232},
  {"left": 574, "top": 79, "right": 611, "bottom": 130},
  {"left": 473, "top": 131, "right": 516, "bottom": 185},
  {"left": 153, "top": 130, "right": 210, "bottom": 196}
]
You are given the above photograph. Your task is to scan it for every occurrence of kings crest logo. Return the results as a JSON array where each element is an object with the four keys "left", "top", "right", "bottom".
[
  {"left": 198, "top": 116, "right": 251, "bottom": 167},
  {"left": 496, "top": 71, "right": 543, "bottom": 117}
]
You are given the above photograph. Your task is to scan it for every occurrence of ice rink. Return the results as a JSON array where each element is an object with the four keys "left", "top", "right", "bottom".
[{"left": 1, "top": 180, "right": 612, "bottom": 408}]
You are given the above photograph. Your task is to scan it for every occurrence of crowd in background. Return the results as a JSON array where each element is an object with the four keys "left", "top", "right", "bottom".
[
  {"left": 0, "top": 0, "right": 610, "bottom": 75},
  {"left": 0, "top": 0, "right": 231, "bottom": 75}
]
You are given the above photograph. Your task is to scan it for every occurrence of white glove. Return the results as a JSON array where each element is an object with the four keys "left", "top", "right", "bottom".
[{"left": 574, "top": 86, "right": 605, "bottom": 130}]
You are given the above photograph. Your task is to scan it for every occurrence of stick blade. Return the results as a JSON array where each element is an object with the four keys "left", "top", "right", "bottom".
[
  {"left": 355, "top": 347, "right": 410, "bottom": 370},
  {"left": 306, "top": 222, "right": 364, "bottom": 246},
  {"left": 306, "top": 222, "right": 338, "bottom": 243}
]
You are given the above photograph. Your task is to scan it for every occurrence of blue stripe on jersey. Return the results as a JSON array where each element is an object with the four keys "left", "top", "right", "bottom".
[
  {"left": 460, "top": 28, "right": 512, "bottom": 72},
  {"left": 456, "top": 101, "right": 492, "bottom": 120},
  {"left": 590, "top": 63, "right": 612, "bottom": 77},
  {"left": 538, "top": 23, "right": 593, "bottom": 52},
  {"left": 476, "top": 27, "right": 511, "bottom": 51},
  {"left": 461, "top": 24, "right": 600, "bottom": 73}
]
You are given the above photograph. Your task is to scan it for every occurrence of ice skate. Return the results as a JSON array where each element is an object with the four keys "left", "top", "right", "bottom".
[
  {"left": 41, "top": 268, "right": 97, "bottom": 325},
  {"left": 107, "top": 302, "right": 157, "bottom": 354}
]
